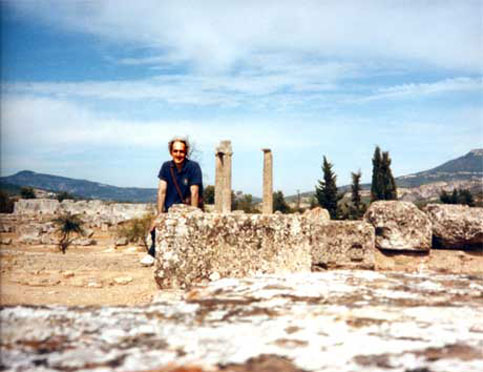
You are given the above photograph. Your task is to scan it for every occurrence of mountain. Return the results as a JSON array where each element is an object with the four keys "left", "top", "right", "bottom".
[
  {"left": 396, "top": 149, "right": 483, "bottom": 188},
  {"left": 0, "top": 171, "right": 157, "bottom": 202}
]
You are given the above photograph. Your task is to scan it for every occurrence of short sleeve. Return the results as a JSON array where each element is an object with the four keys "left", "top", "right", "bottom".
[
  {"left": 158, "top": 162, "right": 170, "bottom": 181},
  {"left": 188, "top": 162, "right": 202, "bottom": 186}
]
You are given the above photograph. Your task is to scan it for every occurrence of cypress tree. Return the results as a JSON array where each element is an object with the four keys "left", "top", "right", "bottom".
[
  {"left": 315, "top": 156, "right": 339, "bottom": 219},
  {"left": 350, "top": 171, "right": 364, "bottom": 219},
  {"left": 371, "top": 146, "right": 384, "bottom": 201},
  {"left": 381, "top": 151, "right": 398, "bottom": 200},
  {"left": 273, "top": 190, "right": 291, "bottom": 214}
]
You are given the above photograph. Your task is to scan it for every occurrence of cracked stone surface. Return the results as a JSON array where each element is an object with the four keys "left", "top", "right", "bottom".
[{"left": 2, "top": 270, "right": 482, "bottom": 372}]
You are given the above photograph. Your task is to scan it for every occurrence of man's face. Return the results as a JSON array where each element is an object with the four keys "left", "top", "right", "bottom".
[{"left": 171, "top": 141, "right": 187, "bottom": 166}]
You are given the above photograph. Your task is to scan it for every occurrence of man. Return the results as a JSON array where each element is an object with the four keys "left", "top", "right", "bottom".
[{"left": 140, "top": 137, "right": 203, "bottom": 266}]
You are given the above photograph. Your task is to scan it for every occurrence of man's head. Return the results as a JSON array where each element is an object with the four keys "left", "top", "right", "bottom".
[{"left": 168, "top": 137, "right": 189, "bottom": 166}]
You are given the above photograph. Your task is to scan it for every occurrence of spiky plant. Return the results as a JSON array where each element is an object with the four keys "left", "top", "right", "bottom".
[{"left": 52, "top": 213, "right": 84, "bottom": 254}]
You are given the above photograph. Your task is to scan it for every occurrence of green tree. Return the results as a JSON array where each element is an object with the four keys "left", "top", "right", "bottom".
[
  {"left": 451, "top": 189, "right": 458, "bottom": 204},
  {"left": 349, "top": 171, "right": 366, "bottom": 219},
  {"left": 458, "top": 189, "right": 475, "bottom": 207},
  {"left": 52, "top": 213, "right": 84, "bottom": 254},
  {"left": 440, "top": 190, "right": 451, "bottom": 204},
  {"left": 236, "top": 193, "right": 257, "bottom": 213},
  {"left": 371, "top": 146, "right": 384, "bottom": 201},
  {"left": 381, "top": 151, "right": 398, "bottom": 200},
  {"left": 0, "top": 190, "right": 14, "bottom": 213},
  {"left": 273, "top": 190, "right": 291, "bottom": 214},
  {"left": 371, "top": 146, "right": 397, "bottom": 201},
  {"left": 56, "top": 191, "right": 76, "bottom": 202},
  {"left": 315, "top": 156, "right": 340, "bottom": 219},
  {"left": 203, "top": 185, "right": 215, "bottom": 204},
  {"left": 20, "top": 187, "right": 36, "bottom": 199},
  {"left": 440, "top": 188, "right": 475, "bottom": 207}
]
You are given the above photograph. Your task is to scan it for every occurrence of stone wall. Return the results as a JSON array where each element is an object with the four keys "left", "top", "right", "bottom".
[
  {"left": 13, "top": 199, "right": 156, "bottom": 227},
  {"left": 2, "top": 199, "right": 155, "bottom": 245},
  {"left": 153, "top": 205, "right": 376, "bottom": 289}
]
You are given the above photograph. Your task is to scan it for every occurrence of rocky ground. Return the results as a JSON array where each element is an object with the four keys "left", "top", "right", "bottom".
[{"left": 1, "top": 243, "right": 482, "bottom": 371}]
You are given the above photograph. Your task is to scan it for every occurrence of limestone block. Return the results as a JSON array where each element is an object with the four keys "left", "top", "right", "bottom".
[
  {"left": 41, "top": 234, "right": 58, "bottom": 245},
  {"left": 83, "top": 228, "right": 95, "bottom": 238},
  {"left": 14, "top": 199, "right": 60, "bottom": 215},
  {"left": 424, "top": 204, "right": 483, "bottom": 249},
  {"left": 303, "top": 207, "right": 330, "bottom": 223},
  {"left": 0, "top": 237, "right": 12, "bottom": 245},
  {"left": 73, "top": 237, "right": 96, "bottom": 246},
  {"left": 115, "top": 237, "right": 128, "bottom": 246},
  {"left": 18, "top": 224, "right": 43, "bottom": 244},
  {"left": 364, "top": 201, "right": 432, "bottom": 251},
  {"left": 311, "top": 221, "right": 375, "bottom": 269},
  {"left": 154, "top": 205, "right": 311, "bottom": 289}
]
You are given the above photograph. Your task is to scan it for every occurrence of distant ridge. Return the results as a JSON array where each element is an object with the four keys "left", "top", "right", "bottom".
[
  {"left": 0, "top": 170, "right": 157, "bottom": 202},
  {"left": 396, "top": 149, "right": 483, "bottom": 188}
]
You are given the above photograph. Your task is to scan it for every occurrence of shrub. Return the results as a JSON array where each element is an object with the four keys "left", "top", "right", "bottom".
[
  {"left": 52, "top": 213, "right": 84, "bottom": 254},
  {"left": 0, "top": 190, "right": 14, "bottom": 213},
  {"left": 56, "top": 191, "right": 76, "bottom": 202},
  {"left": 20, "top": 187, "right": 36, "bottom": 199}
]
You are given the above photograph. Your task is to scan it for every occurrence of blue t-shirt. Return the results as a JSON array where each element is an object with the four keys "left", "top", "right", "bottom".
[{"left": 158, "top": 159, "right": 203, "bottom": 211}]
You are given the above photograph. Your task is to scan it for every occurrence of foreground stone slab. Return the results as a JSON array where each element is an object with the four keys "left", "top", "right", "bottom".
[
  {"left": 364, "top": 201, "right": 432, "bottom": 251},
  {"left": 154, "top": 207, "right": 312, "bottom": 289},
  {"left": 2, "top": 271, "right": 482, "bottom": 372},
  {"left": 424, "top": 204, "right": 483, "bottom": 250},
  {"left": 311, "top": 221, "right": 375, "bottom": 269}
]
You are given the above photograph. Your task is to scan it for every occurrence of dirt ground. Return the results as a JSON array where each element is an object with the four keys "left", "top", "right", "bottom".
[{"left": 1, "top": 243, "right": 482, "bottom": 307}]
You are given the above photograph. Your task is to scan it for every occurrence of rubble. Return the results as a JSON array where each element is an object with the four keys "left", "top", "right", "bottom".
[
  {"left": 364, "top": 201, "right": 432, "bottom": 251},
  {"left": 424, "top": 204, "right": 483, "bottom": 249},
  {"left": 311, "top": 221, "right": 375, "bottom": 270},
  {"left": 1, "top": 270, "right": 482, "bottom": 372}
]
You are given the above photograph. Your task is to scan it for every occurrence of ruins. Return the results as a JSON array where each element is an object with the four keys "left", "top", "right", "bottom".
[
  {"left": 262, "top": 148, "right": 273, "bottom": 214},
  {"left": 215, "top": 140, "right": 233, "bottom": 213}
]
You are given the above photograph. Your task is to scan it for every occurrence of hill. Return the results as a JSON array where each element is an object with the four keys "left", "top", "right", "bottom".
[
  {"left": 396, "top": 149, "right": 483, "bottom": 188},
  {"left": 0, "top": 171, "right": 157, "bottom": 202}
]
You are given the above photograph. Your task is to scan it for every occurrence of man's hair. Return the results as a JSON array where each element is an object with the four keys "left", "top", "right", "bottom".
[{"left": 168, "top": 137, "right": 190, "bottom": 157}]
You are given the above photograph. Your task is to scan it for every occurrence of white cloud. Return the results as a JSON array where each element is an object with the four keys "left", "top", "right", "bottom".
[
  {"left": 7, "top": 0, "right": 482, "bottom": 72},
  {"left": 358, "top": 77, "right": 483, "bottom": 102},
  {"left": 3, "top": 58, "right": 355, "bottom": 108},
  {"left": 0, "top": 96, "right": 318, "bottom": 153}
]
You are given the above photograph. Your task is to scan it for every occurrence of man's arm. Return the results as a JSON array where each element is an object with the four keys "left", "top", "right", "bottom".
[
  {"left": 151, "top": 180, "right": 167, "bottom": 232},
  {"left": 190, "top": 185, "right": 199, "bottom": 207},
  {"left": 157, "top": 180, "right": 167, "bottom": 214}
]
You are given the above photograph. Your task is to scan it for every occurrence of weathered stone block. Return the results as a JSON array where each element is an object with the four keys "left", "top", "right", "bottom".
[
  {"left": 424, "top": 204, "right": 483, "bottom": 250},
  {"left": 364, "top": 201, "right": 432, "bottom": 251},
  {"left": 311, "top": 221, "right": 375, "bottom": 269},
  {"left": 18, "top": 224, "right": 43, "bottom": 244},
  {"left": 303, "top": 206, "right": 330, "bottom": 222},
  {"left": 14, "top": 199, "right": 60, "bottom": 215},
  {"left": 154, "top": 206, "right": 311, "bottom": 289}
]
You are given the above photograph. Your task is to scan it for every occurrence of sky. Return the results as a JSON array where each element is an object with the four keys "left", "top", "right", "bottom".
[{"left": 1, "top": 0, "right": 482, "bottom": 197}]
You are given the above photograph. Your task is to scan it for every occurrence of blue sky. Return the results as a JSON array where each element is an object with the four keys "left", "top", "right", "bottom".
[{"left": 1, "top": 0, "right": 482, "bottom": 197}]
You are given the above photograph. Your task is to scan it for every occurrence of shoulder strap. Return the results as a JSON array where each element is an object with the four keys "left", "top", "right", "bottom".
[{"left": 169, "top": 164, "right": 186, "bottom": 204}]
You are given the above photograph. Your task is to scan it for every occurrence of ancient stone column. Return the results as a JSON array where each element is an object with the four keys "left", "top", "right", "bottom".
[
  {"left": 215, "top": 151, "right": 224, "bottom": 212},
  {"left": 222, "top": 141, "right": 233, "bottom": 213},
  {"left": 262, "top": 149, "right": 273, "bottom": 214},
  {"left": 214, "top": 140, "right": 233, "bottom": 213}
]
